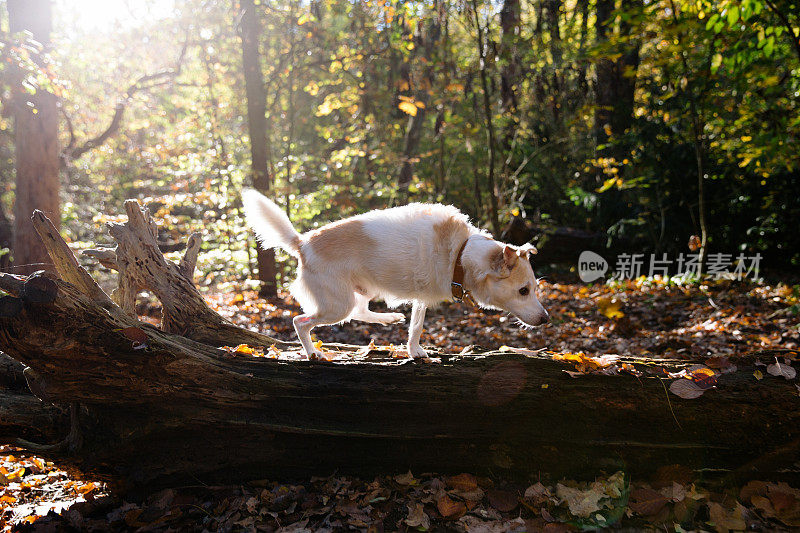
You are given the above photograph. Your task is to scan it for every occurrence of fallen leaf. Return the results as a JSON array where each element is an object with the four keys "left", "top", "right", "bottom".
[
  {"left": 437, "top": 494, "right": 467, "bottom": 520},
  {"left": 488, "top": 489, "right": 518, "bottom": 512},
  {"left": 628, "top": 487, "right": 669, "bottom": 516},
  {"left": 707, "top": 501, "right": 747, "bottom": 533},
  {"left": 524, "top": 482, "right": 551, "bottom": 500},
  {"left": 445, "top": 473, "right": 478, "bottom": 493},
  {"left": 669, "top": 378, "right": 706, "bottom": 399},
  {"left": 739, "top": 480, "right": 767, "bottom": 503},
  {"left": 688, "top": 367, "right": 717, "bottom": 389},
  {"left": 660, "top": 482, "right": 686, "bottom": 503},
  {"left": 234, "top": 344, "right": 254, "bottom": 355},
  {"left": 597, "top": 296, "right": 624, "bottom": 319},
  {"left": 77, "top": 482, "right": 97, "bottom": 496},
  {"left": 767, "top": 360, "right": 796, "bottom": 380},
  {"left": 405, "top": 502, "right": 430, "bottom": 529},
  {"left": 394, "top": 471, "right": 417, "bottom": 486}
]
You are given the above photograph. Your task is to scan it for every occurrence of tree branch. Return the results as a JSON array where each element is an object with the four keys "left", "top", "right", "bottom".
[
  {"left": 763, "top": 0, "right": 800, "bottom": 64},
  {"left": 61, "top": 40, "right": 189, "bottom": 163}
]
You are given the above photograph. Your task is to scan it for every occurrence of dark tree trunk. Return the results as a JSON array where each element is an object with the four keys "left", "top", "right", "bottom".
[
  {"left": 499, "top": 0, "right": 520, "bottom": 166},
  {"left": 0, "top": 204, "right": 797, "bottom": 489},
  {"left": 7, "top": 0, "right": 59, "bottom": 275},
  {"left": 471, "top": 0, "right": 501, "bottom": 236},
  {"left": 594, "top": 0, "right": 640, "bottom": 141},
  {"left": 499, "top": 0, "right": 520, "bottom": 117},
  {"left": 240, "top": 0, "right": 278, "bottom": 298},
  {"left": 593, "top": 0, "right": 641, "bottom": 228}
]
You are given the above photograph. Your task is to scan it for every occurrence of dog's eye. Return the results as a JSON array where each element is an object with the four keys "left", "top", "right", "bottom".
[{"left": 519, "top": 287, "right": 529, "bottom": 296}]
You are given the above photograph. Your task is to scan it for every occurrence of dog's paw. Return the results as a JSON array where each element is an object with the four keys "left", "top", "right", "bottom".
[
  {"left": 306, "top": 350, "right": 324, "bottom": 361},
  {"left": 382, "top": 313, "right": 406, "bottom": 325},
  {"left": 408, "top": 345, "right": 427, "bottom": 359}
]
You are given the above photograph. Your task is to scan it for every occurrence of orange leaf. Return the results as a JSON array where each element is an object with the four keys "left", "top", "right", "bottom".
[
  {"left": 398, "top": 101, "right": 418, "bottom": 116},
  {"left": 77, "top": 482, "right": 97, "bottom": 495},
  {"left": 688, "top": 367, "right": 717, "bottom": 390},
  {"left": 437, "top": 494, "right": 466, "bottom": 520},
  {"left": 446, "top": 473, "right": 478, "bottom": 492}
]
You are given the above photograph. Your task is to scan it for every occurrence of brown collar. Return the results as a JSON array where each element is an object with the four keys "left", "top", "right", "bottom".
[{"left": 451, "top": 238, "right": 476, "bottom": 306}]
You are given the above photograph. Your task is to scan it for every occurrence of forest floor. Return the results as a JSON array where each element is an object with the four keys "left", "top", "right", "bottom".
[{"left": 2, "top": 275, "right": 799, "bottom": 532}]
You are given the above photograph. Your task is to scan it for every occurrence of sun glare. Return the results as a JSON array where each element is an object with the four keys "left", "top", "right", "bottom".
[{"left": 57, "top": 0, "right": 176, "bottom": 34}]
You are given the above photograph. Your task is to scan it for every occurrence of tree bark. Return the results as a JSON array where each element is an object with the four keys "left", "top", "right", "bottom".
[
  {"left": 7, "top": 0, "right": 60, "bottom": 274},
  {"left": 396, "top": 11, "right": 439, "bottom": 200},
  {"left": 471, "top": 0, "right": 501, "bottom": 236},
  {"left": 240, "top": 0, "right": 278, "bottom": 298},
  {"left": 593, "top": 0, "right": 641, "bottom": 229},
  {"left": 0, "top": 204, "right": 797, "bottom": 489}
]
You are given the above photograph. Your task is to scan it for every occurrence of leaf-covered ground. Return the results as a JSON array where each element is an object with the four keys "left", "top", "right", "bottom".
[
  {"left": 201, "top": 276, "right": 800, "bottom": 360},
  {"left": 3, "top": 446, "right": 800, "bottom": 532},
  {"left": 3, "top": 277, "right": 799, "bottom": 531}
]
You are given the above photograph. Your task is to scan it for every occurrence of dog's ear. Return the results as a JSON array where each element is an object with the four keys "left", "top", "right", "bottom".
[
  {"left": 490, "top": 245, "right": 519, "bottom": 277},
  {"left": 517, "top": 243, "right": 538, "bottom": 258}
]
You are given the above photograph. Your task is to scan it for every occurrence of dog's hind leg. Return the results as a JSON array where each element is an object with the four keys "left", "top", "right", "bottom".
[
  {"left": 292, "top": 283, "right": 355, "bottom": 359},
  {"left": 407, "top": 301, "right": 428, "bottom": 359},
  {"left": 349, "top": 294, "right": 405, "bottom": 325}
]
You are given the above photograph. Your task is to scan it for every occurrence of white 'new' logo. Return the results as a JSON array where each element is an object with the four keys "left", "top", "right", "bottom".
[{"left": 578, "top": 251, "right": 608, "bottom": 282}]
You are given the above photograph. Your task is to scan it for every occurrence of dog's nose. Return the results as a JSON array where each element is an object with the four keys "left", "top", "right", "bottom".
[{"left": 537, "top": 310, "right": 549, "bottom": 325}]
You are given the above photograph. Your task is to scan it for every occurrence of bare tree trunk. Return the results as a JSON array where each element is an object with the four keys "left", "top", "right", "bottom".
[
  {"left": 471, "top": 0, "right": 501, "bottom": 236},
  {"left": 240, "top": 0, "right": 278, "bottom": 297},
  {"left": 397, "top": 10, "right": 440, "bottom": 200},
  {"left": 499, "top": 0, "right": 520, "bottom": 120},
  {"left": 7, "top": 0, "right": 59, "bottom": 274},
  {"left": 499, "top": 0, "right": 520, "bottom": 181},
  {"left": 593, "top": 0, "right": 641, "bottom": 229}
]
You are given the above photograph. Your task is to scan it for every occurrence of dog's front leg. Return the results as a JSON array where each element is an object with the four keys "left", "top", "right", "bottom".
[{"left": 407, "top": 302, "right": 428, "bottom": 359}]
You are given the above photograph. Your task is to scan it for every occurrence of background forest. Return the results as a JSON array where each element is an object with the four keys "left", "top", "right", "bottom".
[{"left": 1, "top": 0, "right": 799, "bottom": 292}]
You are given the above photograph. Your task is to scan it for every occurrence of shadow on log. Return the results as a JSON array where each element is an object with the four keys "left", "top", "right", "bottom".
[{"left": 0, "top": 202, "right": 798, "bottom": 489}]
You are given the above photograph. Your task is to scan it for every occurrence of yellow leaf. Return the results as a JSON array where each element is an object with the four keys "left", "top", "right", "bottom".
[
  {"left": 554, "top": 352, "right": 587, "bottom": 364},
  {"left": 77, "top": 482, "right": 97, "bottom": 495},
  {"left": 314, "top": 340, "right": 324, "bottom": 350},
  {"left": 398, "top": 101, "right": 418, "bottom": 116},
  {"left": 6, "top": 467, "right": 24, "bottom": 481},
  {"left": 597, "top": 296, "right": 624, "bottom": 319},
  {"left": 234, "top": 344, "right": 254, "bottom": 355},
  {"left": 754, "top": 370, "right": 763, "bottom": 380}
]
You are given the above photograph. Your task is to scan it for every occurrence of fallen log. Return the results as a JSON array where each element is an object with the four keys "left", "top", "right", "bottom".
[{"left": 0, "top": 203, "right": 797, "bottom": 489}]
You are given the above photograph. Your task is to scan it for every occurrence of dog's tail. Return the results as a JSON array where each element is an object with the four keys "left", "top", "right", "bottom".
[{"left": 241, "top": 189, "right": 302, "bottom": 258}]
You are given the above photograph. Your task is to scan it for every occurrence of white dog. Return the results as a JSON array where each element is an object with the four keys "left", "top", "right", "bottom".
[{"left": 242, "top": 189, "right": 549, "bottom": 359}]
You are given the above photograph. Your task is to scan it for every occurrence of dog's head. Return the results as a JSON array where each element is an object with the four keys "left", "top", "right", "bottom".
[{"left": 468, "top": 240, "right": 549, "bottom": 327}]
